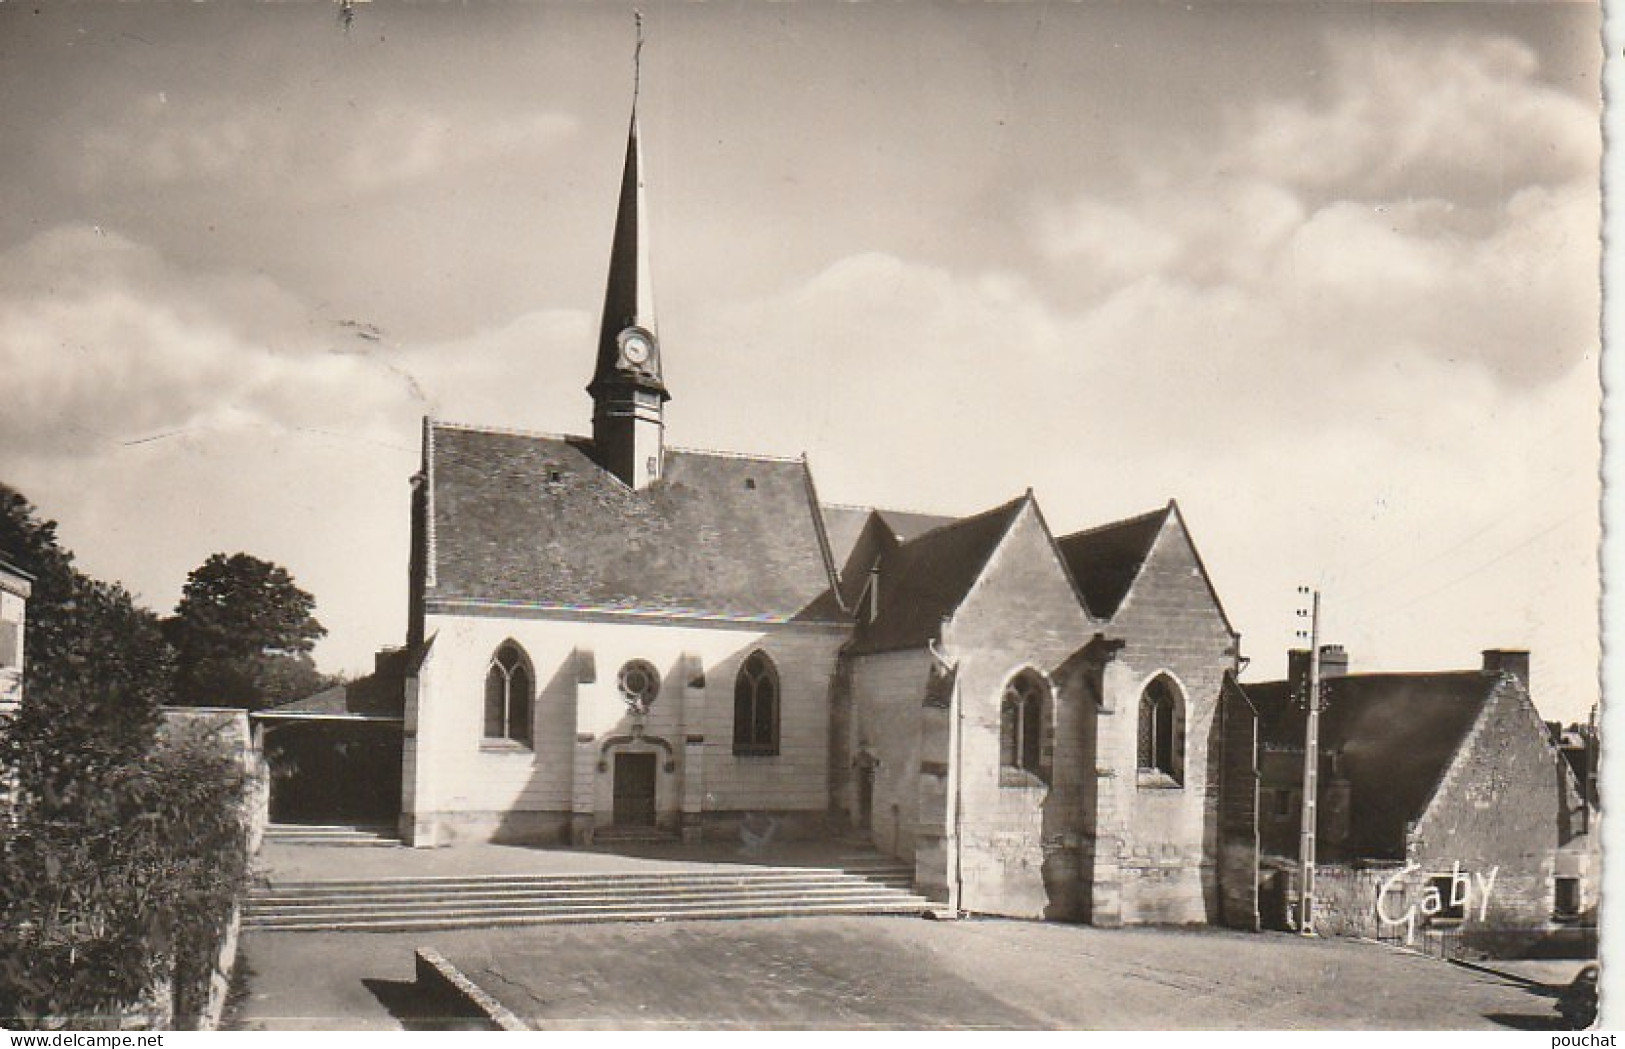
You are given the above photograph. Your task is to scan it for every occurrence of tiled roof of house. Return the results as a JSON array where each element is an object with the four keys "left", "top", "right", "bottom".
[
  {"left": 1056, "top": 505, "right": 1170, "bottom": 619},
  {"left": 853, "top": 495, "right": 1027, "bottom": 654},
  {"left": 1243, "top": 670, "right": 1498, "bottom": 859},
  {"left": 427, "top": 423, "right": 843, "bottom": 623},
  {"left": 257, "top": 672, "right": 406, "bottom": 721}
]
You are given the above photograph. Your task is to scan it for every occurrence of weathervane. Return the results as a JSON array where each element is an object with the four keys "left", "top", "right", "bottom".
[{"left": 633, "top": 10, "right": 645, "bottom": 111}]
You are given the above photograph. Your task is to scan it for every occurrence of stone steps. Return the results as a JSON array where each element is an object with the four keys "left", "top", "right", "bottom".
[
  {"left": 246, "top": 861, "right": 922, "bottom": 932},
  {"left": 264, "top": 822, "right": 401, "bottom": 847}
]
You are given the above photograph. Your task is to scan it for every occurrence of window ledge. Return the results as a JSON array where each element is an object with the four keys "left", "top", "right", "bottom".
[
  {"left": 732, "top": 747, "right": 780, "bottom": 758},
  {"left": 480, "top": 739, "right": 533, "bottom": 754},
  {"left": 1136, "top": 769, "right": 1184, "bottom": 790}
]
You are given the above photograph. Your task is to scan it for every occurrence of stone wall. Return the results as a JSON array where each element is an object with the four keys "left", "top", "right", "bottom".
[
  {"left": 847, "top": 647, "right": 933, "bottom": 863},
  {"left": 941, "top": 502, "right": 1097, "bottom": 920},
  {"left": 1215, "top": 677, "right": 1259, "bottom": 929},
  {"left": 1410, "top": 673, "right": 1583, "bottom": 933},
  {"left": 1093, "top": 510, "right": 1237, "bottom": 925}
]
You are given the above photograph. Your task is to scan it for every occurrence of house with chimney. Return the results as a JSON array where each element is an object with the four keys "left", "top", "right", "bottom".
[{"left": 1242, "top": 648, "right": 1595, "bottom": 954}]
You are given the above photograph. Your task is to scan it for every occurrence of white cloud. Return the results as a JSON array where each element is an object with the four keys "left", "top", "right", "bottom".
[
  {"left": 75, "top": 97, "right": 577, "bottom": 197},
  {"left": 1230, "top": 31, "right": 1597, "bottom": 201},
  {"left": 0, "top": 223, "right": 606, "bottom": 676},
  {"left": 1029, "top": 28, "right": 1599, "bottom": 388}
]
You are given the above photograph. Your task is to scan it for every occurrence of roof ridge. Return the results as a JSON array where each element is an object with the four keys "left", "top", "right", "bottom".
[
  {"left": 665, "top": 444, "right": 804, "bottom": 464},
  {"left": 892, "top": 492, "right": 1026, "bottom": 549},
  {"left": 1059, "top": 502, "right": 1170, "bottom": 542},
  {"left": 430, "top": 418, "right": 588, "bottom": 444},
  {"left": 1246, "top": 668, "right": 1495, "bottom": 688},
  {"left": 819, "top": 500, "right": 960, "bottom": 519},
  {"left": 874, "top": 503, "right": 959, "bottom": 519}
]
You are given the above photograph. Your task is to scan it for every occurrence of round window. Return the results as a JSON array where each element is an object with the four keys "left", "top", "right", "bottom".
[{"left": 617, "top": 660, "right": 661, "bottom": 713}]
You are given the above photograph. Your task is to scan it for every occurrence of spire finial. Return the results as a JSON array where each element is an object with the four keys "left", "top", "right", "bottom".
[{"left": 633, "top": 10, "right": 645, "bottom": 112}]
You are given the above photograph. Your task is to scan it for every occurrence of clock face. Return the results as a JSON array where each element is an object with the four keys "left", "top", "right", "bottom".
[{"left": 621, "top": 331, "right": 652, "bottom": 366}]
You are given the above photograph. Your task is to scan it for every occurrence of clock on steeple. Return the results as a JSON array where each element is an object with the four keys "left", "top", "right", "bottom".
[{"left": 587, "top": 90, "right": 668, "bottom": 490}]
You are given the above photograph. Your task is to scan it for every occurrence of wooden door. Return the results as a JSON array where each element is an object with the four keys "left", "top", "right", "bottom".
[{"left": 612, "top": 752, "right": 658, "bottom": 826}]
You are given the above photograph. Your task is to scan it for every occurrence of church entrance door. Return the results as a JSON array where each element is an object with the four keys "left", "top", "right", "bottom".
[
  {"left": 857, "top": 764, "right": 874, "bottom": 831},
  {"left": 612, "top": 752, "right": 658, "bottom": 826}
]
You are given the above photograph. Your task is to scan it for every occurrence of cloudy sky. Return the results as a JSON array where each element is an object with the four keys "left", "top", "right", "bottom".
[{"left": 0, "top": 2, "right": 1602, "bottom": 723}]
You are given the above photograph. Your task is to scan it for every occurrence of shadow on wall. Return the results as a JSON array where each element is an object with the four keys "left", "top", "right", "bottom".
[
  {"left": 1039, "top": 650, "right": 1102, "bottom": 923},
  {"left": 485, "top": 636, "right": 818, "bottom": 847},
  {"left": 491, "top": 658, "right": 584, "bottom": 845},
  {"left": 1201, "top": 695, "right": 1224, "bottom": 923}
]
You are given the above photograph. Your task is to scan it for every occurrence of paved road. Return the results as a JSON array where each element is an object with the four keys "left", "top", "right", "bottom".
[{"left": 227, "top": 916, "right": 1568, "bottom": 1030}]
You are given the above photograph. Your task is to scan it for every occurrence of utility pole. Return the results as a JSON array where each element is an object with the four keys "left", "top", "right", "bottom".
[{"left": 1295, "top": 586, "right": 1322, "bottom": 936}]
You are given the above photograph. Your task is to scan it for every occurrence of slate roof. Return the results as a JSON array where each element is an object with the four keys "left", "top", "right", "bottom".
[
  {"left": 427, "top": 423, "right": 843, "bottom": 623},
  {"left": 257, "top": 673, "right": 406, "bottom": 721},
  {"left": 1056, "top": 505, "right": 1170, "bottom": 619},
  {"left": 820, "top": 505, "right": 878, "bottom": 574},
  {"left": 819, "top": 504, "right": 965, "bottom": 613},
  {"left": 1243, "top": 671, "right": 1499, "bottom": 859},
  {"left": 853, "top": 495, "right": 1027, "bottom": 654},
  {"left": 875, "top": 508, "right": 962, "bottom": 543}
]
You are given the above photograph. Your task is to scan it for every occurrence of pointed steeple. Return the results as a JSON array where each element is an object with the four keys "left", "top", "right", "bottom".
[
  {"left": 589, "top": 15, "right": 668, "bottom": 490},
  {"left": 588, "top": 108, "right": 665, "bottom": 400}
]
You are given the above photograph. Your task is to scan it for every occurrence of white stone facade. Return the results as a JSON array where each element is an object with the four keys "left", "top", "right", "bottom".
[{"left": 402, "top": 609, "right": 846, "bottom": 847}]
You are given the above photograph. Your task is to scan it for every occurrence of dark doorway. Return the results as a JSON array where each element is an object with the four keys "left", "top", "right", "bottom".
[
  {"left": 613, "top": 752, "right": 658, "bottom": 826},
  {"left": 262, "top": 720, "right": 403, "bottom": 825}
]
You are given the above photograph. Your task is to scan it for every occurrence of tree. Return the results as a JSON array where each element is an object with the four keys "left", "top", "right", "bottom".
[
  {"left": 167, "top": 553, "right": 327, "bottom": 709},
  {"left": 0, "top": 485, "right": 172, "bottom": 806},
  {"left": 0, "top": 487, "right": 255, "bottom": 1028}
]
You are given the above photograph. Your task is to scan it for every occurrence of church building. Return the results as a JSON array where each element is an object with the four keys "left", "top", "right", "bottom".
[{"left": 395, "top": 97, "right": 1255, "bottom": 927}]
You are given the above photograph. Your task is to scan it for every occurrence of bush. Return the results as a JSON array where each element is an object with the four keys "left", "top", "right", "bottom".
[{"left": 0, "top": 723, "right": 254, "bottom": 1029}]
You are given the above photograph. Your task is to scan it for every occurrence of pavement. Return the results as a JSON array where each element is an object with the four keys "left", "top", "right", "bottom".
[
  {"left": 225, "top": 838, "right": 1586, "bottom": 1031},
  {"left": 429, "top": 917, "right": 1568, "bottom": 1030},
  {"left": 225, "top": 916, "right": 1573, "bottom": 1030}
]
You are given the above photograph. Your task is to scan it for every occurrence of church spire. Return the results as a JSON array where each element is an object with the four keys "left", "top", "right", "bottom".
[{"left": 589, "top": 13, "right": 667, "bottom": 490}]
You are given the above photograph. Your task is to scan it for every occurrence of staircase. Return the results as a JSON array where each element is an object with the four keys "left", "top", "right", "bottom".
[
  {"left": 264, "top": 822, "right": 402, "bottom": 847},
  {"left": 244, "top": 857, "right": 926, "bottom": 932}
]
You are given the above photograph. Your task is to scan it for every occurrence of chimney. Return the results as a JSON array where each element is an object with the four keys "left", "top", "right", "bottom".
[
  {"left": 1482, "top": 649, "right": 1530, "bottom": 689},
  {"left": 1319, "top": 644, "right": 1349, "bottom": 679},
  {"left": 1289, "top": 645, "right": 1347, "bottom": 683}
]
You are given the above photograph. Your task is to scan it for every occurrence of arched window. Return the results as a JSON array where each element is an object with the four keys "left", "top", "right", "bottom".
[
  {"left": 1000, "top": 671, "right": 1047, "bottom": 780},
  {"left": 733, "top": 650, "right": 779, "bottom": 756},
  {"left": 484, "top": 643, "right": 532, "bottom": 745},
  {"left": 1138, "top": 675, "right": 1184, "bottom": 785}
]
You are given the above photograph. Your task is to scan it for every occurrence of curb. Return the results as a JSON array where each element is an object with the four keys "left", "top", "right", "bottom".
[
  {"left": 414, "top": 947, "right": 530, "bottom": 1031},
  {"left": 1446, "top": 956, "right": 1547, "bottom": 989}
]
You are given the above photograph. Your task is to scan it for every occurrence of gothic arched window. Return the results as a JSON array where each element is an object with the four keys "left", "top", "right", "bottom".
[
  {"left": 1138, "top": 675, "right": 1184, "bottom": 785},
  {"left": 484, "top": 643, "right": 533, "bottom": 745},
  {"left": 733, "top": 650, "right": 779, "bottom": 756},
  {"left": 999, "top": 671, "right": 1047, "bottom": 780}
]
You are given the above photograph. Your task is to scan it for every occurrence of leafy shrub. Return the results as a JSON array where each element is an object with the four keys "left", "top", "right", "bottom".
[
  {"left": 0, "top": 722, "right": 253, "bottom": 1029},
  {"left": 0, "top": 486, "right": 258, "bottom": 1028}
]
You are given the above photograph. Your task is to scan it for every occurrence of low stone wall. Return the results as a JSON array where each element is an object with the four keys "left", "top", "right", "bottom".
[{"left": 414, "top": 948, "right": 526, "bottom": 1031}]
